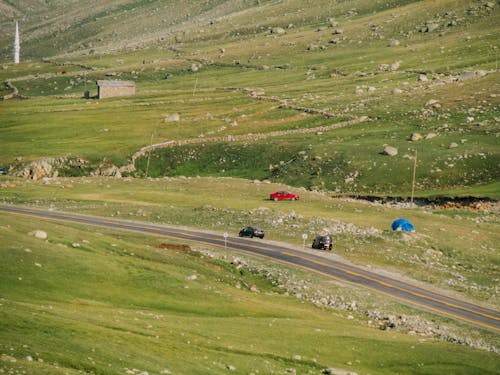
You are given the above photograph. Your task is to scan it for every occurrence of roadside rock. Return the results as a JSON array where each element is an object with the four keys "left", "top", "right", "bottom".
[{"left": 31, "top": 230, "right": 48, "bottom": 239}]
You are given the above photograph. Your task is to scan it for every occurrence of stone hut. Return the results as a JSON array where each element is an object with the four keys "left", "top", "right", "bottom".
[{"left": 97, "top": 80, "right": 135, "bottom": 99}]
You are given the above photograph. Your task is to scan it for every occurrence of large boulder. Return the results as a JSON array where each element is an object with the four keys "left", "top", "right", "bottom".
[
  {"left": 31, "top": 230, "right": 48, "bottom": 239},
  {"left": 382, "top": 146, "right": 398, "bottom": 156}
]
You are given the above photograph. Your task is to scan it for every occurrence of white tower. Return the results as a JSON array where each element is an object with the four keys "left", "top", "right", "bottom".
[{"left": 14, "top": 21, "right": 20, "bottom": 64}]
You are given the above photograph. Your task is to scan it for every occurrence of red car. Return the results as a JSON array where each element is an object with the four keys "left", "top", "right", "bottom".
[{"left": 270, "top": 191, "right": 300, "bottom": 201}]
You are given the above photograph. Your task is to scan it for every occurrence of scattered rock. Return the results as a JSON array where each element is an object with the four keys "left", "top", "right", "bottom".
[
  {"left": 418, "top": 74, "right": 428, "bottom": 82},
  {"left": 449, "top": 142, "right": 458, "bottom": 149},
  {"left": 421, "top": 21, "right": 440, "bottom": 33},
  {"left": 425, "top": 132, "right": 438, "bottom": 139},
  {"left": 382, "top": 146, "right": 398, "bottom": 156},
  {"left": 409, "top": 133, "right": 423, "bottom": 141},
  {"left": 270, "top": 27, "right": 286, "bottom": 35},
  {"left": 31, "top": 230, "right": 48, "bottom": 239},
  {"left": 389, "top": 39, "right": 400, "bottom": 47},
  {"left": 323, "top": 368, "right": 358, "bottom": 375},
  {"left": 186, "top": 274, "right": 198, "bottom": 281},
  {"left": 93, "top": 164, "right": 122, "bottom": 178},
  {"left": 425, "top": 99, "right": 440, "bottom": 108},
  {"left": 165, "top": 113, "right": 180, "bottom": 122},
  {"left": 459, "top": 70, "right": 487, "bottom": 81},
  {"left": 392, "top": 88, "right": 403, "bottom": 94},
  {"left": 390, "top": 61, "right": 401, "bottom": 71},
  {"left": 328, "top": 18, "right": 338, "bottom": 27}
]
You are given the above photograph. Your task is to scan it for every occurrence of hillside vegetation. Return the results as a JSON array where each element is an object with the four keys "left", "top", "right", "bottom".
[
  {"left": 0, "top": 1, "right": 499, "bottom": 373},
  {"left": 0, "top": 0, "right": 498, "bottom": 197},
  {"left": 0, "top": 207, "right": 499, "bottom": 374}
]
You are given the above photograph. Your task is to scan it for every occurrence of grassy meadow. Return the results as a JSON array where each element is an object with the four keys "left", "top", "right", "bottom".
[
  {"left": 1, "top": 206, "right": 499, "bottom": 375},
  {"left": 1, "top": 176, "right": 499, "bottom": 308},
  {"left": 0, "top": 0, "right": 499, "bottom": 373}
]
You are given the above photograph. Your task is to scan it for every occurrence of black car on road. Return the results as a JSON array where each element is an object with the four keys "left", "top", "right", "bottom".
[
  {"left": 239, "top": 226, "right": 265, "bottom": 239},
  {"left": 312, "top": 235, "right": 332, "bottom": 250}
]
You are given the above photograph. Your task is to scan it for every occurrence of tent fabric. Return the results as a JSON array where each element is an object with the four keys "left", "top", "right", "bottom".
[{"left": 391, "top": 218, "right": 415, "bottom": 232}]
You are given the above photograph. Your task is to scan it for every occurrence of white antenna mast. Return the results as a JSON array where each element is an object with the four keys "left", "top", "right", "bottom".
[{"left": 14, "top": 21, "right": 20, "bottom": 64}]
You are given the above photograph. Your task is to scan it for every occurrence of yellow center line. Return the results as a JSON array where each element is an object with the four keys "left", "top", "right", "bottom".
[{"left": 281, "top": 251, "right": 500, "bottom": 322}]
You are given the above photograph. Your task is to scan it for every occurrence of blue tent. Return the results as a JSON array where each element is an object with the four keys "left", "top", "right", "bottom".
[{"left": 391, "top": 218, "right": 415, "bottom": 232}]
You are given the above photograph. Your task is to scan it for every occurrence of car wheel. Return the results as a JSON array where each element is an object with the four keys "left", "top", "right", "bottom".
[
  {"left": 291, "top": 197, "right": 295, "bottom": 201},
  {"left": 273, "top": 197, "right": 278, "bottom": 201}
]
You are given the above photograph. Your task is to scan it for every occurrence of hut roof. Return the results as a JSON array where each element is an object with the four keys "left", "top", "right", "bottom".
[{"left": 97, "top": 80, "right": 135, "bottom": 87}]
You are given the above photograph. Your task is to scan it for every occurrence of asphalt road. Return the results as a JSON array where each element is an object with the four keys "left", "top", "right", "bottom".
[{"left": 1, "top": 204, "right": 499, "bottom": 333}]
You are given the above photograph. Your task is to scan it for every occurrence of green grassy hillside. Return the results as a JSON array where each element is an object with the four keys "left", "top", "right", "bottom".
[
  {"left": 1, "top": 209, "right": 499, "bottom": 374},
  {"left": 0, "top": 0, "right": 498, "bottom": 197},
  {"left": 0, "top": 2, "right": 499, "bottom": 372}
]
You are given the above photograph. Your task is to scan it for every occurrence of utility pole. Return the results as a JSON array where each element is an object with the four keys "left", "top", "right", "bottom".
[
  {"left": 192, "top": 78, "right": 198, "bottom": 96},
  {"left": 410, "top": 149, "right": 417, "bottom": 206},
  {"left": 145, "top": 132, "right": 154, "bottom": 177}
]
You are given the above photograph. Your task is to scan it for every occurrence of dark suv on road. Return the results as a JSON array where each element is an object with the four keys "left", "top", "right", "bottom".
[
  {"left": 239, "top": 226, "right": 265, "bottom": 239},
  {"left": 312, "top": 235, "right": 332, "bottom": 250}
]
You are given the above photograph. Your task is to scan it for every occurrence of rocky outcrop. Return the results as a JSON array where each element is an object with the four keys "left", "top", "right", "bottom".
[{"left": 13, "top": 157, "right": 89, "bottom": 180}]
